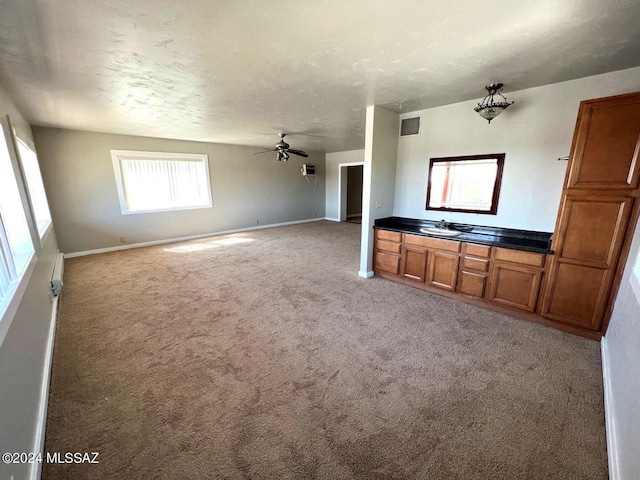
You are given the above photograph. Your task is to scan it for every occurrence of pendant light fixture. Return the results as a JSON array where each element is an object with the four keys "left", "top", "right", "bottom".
[{"left": 474, "top": 83, "right": 513, "bottom": 123}]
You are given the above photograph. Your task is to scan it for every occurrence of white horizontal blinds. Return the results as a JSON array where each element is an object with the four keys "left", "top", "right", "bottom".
[
  {"left": 0, "top": 124, "right": 34, "bottom": 316},
  {"left": 120, "top": 157, "right": 210, "bottom": 212},
  {"left": 15, "top": 138, "right": 52, "bottom": 238}
]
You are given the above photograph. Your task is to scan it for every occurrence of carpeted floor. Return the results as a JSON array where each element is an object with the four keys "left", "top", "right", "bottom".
[{"left": 43, "top": 221, "right": 607, "bottom": 479}]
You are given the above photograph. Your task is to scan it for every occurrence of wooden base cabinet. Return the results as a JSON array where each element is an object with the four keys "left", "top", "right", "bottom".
[
  {"left": 374, "top": 230, "right": 402, "bottom": 276},
  {"left": 401, "top": 234, "right": 461, "bottom": 290},
  {"left": 457, "top": 243, "right": 491, "bottom": 299}
]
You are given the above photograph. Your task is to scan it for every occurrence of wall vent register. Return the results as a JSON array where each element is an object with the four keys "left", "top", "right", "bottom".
[{"left": 400, "top": 116, "right": 421, "bottom": 137}]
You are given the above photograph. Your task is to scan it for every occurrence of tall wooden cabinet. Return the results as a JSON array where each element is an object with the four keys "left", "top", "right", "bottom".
[{"left": 540, "top": 92, "right": 640, "bottom": 334}]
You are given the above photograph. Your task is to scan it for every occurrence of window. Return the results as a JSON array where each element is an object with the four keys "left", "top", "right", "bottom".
[
  {"left": 0, "top": 123, "right": 35, "bottom": 320},
  {"left": 14, "top": 133, "right": 52, "bottom": 240},
  {"left": 111, "top": 150, "right": 212, "bottom": 214},
  {"left": 426, "top": 153, "right": 505, "bottom": 215}
]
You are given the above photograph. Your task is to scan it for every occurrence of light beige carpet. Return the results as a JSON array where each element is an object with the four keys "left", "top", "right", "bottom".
[{"left": 43, "top": 221, "right": 607, "bottom": 479}]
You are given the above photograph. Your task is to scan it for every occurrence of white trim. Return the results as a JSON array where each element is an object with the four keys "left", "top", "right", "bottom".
[
  {"left": 111, "top": 149, "right": 213, "bottom": 215},
  {"left": 29, "top": 290, "right": 60, "bottom": 480},
  {"left": 64, "top": 218, "right": 327, "bottom": 258},
  {"left": 0, "top": 254, "right": 36, "bottom": 349},
  {"left": 630, "top": 255, "right": 640, "bottom": 303},
  {"left": 338, "top": 162, "right": 364, "bottom": 222},
  {"left": 601, "top": 337, "right": 620, "bottom": 480},
  {"left": 325, "top": 217, "right": 340, "bottom": 222},
  {"left": 358, "top": 270, "right": 374, "bottom": 278}
]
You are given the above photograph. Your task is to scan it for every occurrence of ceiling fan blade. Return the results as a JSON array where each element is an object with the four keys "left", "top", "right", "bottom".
[
  {"left": 287, "top": 149, "right": 308, "bottom": 158},
  {"left": 253, "top": 149, "right": 276, "bottom": 155}
]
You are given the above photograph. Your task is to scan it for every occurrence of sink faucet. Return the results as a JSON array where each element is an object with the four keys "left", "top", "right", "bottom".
[{"left": 438, "top": 219, "right": 448, "bottom": 229}]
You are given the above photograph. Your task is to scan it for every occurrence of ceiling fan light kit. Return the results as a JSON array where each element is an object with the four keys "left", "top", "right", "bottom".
[
  {"left": 474, "top": 83, "right": 514, "bottom": 123},
  {"left": 254, "top": 133, "right": 309, "bottom": 161}
]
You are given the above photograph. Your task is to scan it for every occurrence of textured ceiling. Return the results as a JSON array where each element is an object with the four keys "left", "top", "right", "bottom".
[{"left": 1, "top": 0, "right": 640, "bottom": 152}]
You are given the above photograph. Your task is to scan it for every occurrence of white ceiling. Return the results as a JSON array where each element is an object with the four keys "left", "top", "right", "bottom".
[{"left": 1, "top": 0, "right": 640, "bottom": 152}]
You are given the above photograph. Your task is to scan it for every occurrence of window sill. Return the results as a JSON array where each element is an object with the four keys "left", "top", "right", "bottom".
[
  {"left": 630, "top": 269, "right": 640, "bottom": 305},
  {"left": 0, "top": 253, "right": 37, "bottom": 348}
]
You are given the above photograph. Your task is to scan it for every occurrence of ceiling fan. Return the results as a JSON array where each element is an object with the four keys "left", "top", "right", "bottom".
[{"left": 254, "top": 133, "right": 309, "bottom": 161}]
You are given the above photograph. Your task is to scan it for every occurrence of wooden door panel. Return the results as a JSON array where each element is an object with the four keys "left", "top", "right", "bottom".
[
  {"left": 541, "top": 261, "right": 609, "bottom": 329},
  {"left": 427, "top": 251, "right": 459, "bottom": 290},
  {"left": 488, "top": 263, "right": 542, "bottom": 312},
  {"left": 401, "top": 247, "right": 428, "bottom": 282},
  {"left": 556, "top": 196, "right": 632, "bottom": 265},
  {"left": 376, "top": 239, "right": 402, "bottom": 254},
  {"left": 462, "top": 257, "right": 489, "bottom": 272},
  {"left": 464, "top": 243, "right": 491, "bottom": 258},
  {"left": 376, "top": 229, "right": 402, "bottom": 242},
  {"left": 374, "top": 251, "right": 401, "bottom": 276},
  {"left": 494, "top": 248, "right": 545, "bottom": 267},
  {"left": 457, "top": 270, "right": 487, "bottom": 298},
  {"left": 568, "top": 96, "right": 640, "bottom": 189}
]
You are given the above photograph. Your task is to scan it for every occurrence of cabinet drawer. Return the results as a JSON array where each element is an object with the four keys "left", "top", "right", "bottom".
[
  {"left": 375, "top": 229, "right": 402, "bottom": 243},
  {"left": 462, "top": 256, "right": 489, "bottom": 272},
  {"left": 376, "top": 239, "right": 401, "bottom": 254},
  {"left": 494, "top": 247, "right": 545, "bottom": 267},
  {"left": 464, "top": 243, "right": 491, "bottom": 258},
  {"left": 374, "top": 251, "right": 401, "bottom": 275},
  {"left": 404, "top": 234, "right": 461, "bottom": 252}
]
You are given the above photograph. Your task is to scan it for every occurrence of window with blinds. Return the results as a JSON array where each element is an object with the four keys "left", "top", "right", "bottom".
[
  {"left": 0, "top": 124, "right": 35, "bottom": 319},
  {"left": 111, "top": 150, "right": 213, "bottom": 214}
]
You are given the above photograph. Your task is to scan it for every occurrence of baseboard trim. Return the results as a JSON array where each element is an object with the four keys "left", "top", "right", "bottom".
[
  {"left": 325, "top": 217, "right": 341, "bottom": 222},
  {"left": 358, "top": 270, "right": 374, "bottom": 278},
  {"left": 601, "top": 337, "right": 620, "bottom": 480},
  {"left": 65, "top": 218, "right": 327, "bottom": 258},
  {"left": 29, "top": 289, "right": 61, "bottom": 480}
]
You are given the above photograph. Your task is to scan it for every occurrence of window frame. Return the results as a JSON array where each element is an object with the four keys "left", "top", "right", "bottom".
[
  {"left": 111, "top": 150, "right": 213, "bottom": 215},
  {"left": 0, "top": 117, "right": 37, "bottom": 345},
  {"left": 425, "top": 153, "right": 505, "bottom": 215},
  {"left": 12, "top": 126, "right": 53, "bottom": 245}
]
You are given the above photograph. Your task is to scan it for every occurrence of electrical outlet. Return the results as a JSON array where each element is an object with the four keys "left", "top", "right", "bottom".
[{"left": 376, "top": 200, "right": 382, "bottom": 209}]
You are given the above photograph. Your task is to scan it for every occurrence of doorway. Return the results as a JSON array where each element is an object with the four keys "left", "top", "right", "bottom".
[{"left": 338, "top": 163, "right": 364, "bottom": 223}]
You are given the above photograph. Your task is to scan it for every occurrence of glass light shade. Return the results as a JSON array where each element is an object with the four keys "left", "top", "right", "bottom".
[{"left": 474, "top": 102, "right": 511, "bottom": 123}]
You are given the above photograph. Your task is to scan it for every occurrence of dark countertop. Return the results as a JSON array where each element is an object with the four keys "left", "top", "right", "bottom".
[{"left": 374, "top": 217, "right": 554, "bottom": 254}]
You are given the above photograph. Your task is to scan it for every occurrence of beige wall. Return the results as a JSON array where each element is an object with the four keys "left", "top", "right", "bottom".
[
  {"left": 325, "top": 149, "right": 364, "bottom": 220},
  {"left": 603, "top": 218, "right": 640, "bottom": 478},
  {"left": 33, "top": 128, "right": 326, "bottom": 254},
  {"left": 360, "top": 106, "right": 398, "bottom": 276},
  {"left": 394, "top": 66, "right": 640, "bottom": 232},
  {"left": 0, "top": 83, "right": 60, "bottom": 480}
]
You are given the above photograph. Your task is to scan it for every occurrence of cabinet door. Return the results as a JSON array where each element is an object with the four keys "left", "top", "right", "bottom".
[
  {"left": 567, "top": 93, "right": 640, "bottom": 190},
  {"left": 541, "top": 195, "right": 633, "bottom": 329},
  {"left": 401, "top": 246, "right": 428, "bottom": 282},
  {"left": 488, "top": 262, "right": 543, "bottom": 312},
  {"left": 457, "top": 270, "right": 487, "bottom": 298},
  {"left": 427, "top": 251, "right": 459, "bottom": 290},
  {"left": 374, "top": 251, "right": 401, "bottom": 276}
]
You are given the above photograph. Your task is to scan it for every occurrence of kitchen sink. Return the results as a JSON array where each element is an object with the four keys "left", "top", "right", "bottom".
[{"left": 419, "top": 227, "right": 462, "bottom": 237}]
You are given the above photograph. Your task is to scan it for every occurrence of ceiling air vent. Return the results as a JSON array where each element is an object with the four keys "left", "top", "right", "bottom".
[{"left": 400, "top": 116, "right": 421, "bottom": 137}]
